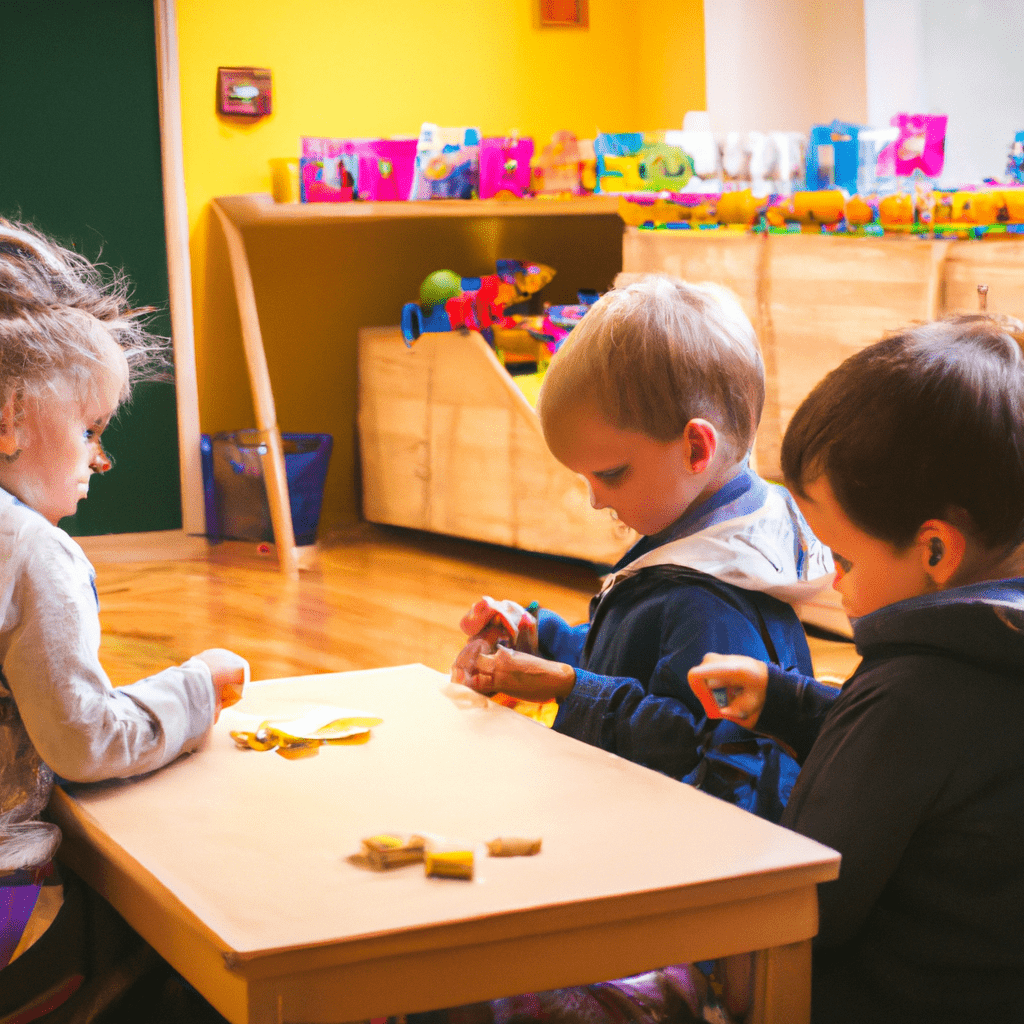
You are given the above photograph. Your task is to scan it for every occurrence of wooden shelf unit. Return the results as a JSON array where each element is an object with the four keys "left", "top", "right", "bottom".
[{"left": 211, "top": 193, "right": 625, "bottom": 572}]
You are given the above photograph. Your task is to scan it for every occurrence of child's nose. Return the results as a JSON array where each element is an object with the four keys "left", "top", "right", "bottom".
[{"left": 90, "top": 442, "right": 112, "bottom": 474}]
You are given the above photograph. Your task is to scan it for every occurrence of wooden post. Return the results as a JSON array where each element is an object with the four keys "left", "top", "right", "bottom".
[
  {"left": 153, "top": 0, "right": 205, "bottom": 538},
  {"left": 211, "top": 199, "right": 299, "bottom": 576},
  {"left": 925, "top": 239, "right": 952, "bottom": 320}
]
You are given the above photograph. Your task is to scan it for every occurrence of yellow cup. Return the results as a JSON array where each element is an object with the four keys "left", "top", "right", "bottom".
[{"left": 269, "top": 157, "right": 301, "bottom": 203}]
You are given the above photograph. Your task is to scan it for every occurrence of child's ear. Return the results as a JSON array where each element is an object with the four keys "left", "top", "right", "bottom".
[
  {"left": 683, "top": 419, "right": 717, "bottom": 474},
  {"left": 0, "top": 394, "right": 19, "bottom": 456},
  {"left": 917, "top": 519, "right": 967, "bottom": 588}
]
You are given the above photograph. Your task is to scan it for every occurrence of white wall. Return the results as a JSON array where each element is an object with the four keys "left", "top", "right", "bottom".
[
  {"left": 703, "top": 0, "right": 868, "bottom": 134},
  {"left": 864, "top": 0, "right": 1024, "bottom": 185}
]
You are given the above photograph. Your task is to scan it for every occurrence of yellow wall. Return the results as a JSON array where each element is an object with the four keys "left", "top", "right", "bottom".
[{"left": 177, "top": 0, "right": 706, "bottom": 531}]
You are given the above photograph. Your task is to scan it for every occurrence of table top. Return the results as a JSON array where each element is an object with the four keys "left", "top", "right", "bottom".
[{"left": 50, "top": 665, "right": 839, "bottom": 1022}]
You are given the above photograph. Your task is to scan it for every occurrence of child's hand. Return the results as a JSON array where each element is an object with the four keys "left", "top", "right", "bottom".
[
  {"left": 454, "top": 647, "right": 575, "bottom": 703},
  {"left": 197, "top": 648, "right": 250, "bottom": 722},
  {"left": 688, "top": 653, "right": 769, "bottom": 727},
  {"left": 459, "top": 597, "right": 539, "bottom": 655}
]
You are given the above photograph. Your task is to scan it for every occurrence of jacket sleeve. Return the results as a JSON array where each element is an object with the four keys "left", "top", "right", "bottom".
[
  {"left": 5, "top": 536, "right": 216, "bottom": 783},
  {"left": 536, "top": 608, "right": 589, "bottom": 667},
  {"left": 780, "top": 661, "right": 957, "bottom": 950},
  {"left": 552, "top": 589, "right": 778, "bottom": 778},
  {"left": 757, "top": 664, "right": 839, "bottom": 763}
]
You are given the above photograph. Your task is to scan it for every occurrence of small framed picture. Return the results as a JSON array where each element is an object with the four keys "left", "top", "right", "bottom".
[
  {"left": 539, "top": 0, "right": 589, "bottom": 27},
  {"left": 217, "top": 67, "right": 273, "bottom": 117}
]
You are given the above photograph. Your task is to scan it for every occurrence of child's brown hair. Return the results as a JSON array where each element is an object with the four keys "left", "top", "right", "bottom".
[
  {"left": 538, "top": 274, "right": 764, "bottom": 458},
  {"left": 781, "top": 314, "right": 1024, "bottom": 550}
]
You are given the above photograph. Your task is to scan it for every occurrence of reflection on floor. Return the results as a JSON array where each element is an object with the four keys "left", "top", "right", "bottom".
[{"left": 90, "top": 523, "right": 859, "bottom": 693}]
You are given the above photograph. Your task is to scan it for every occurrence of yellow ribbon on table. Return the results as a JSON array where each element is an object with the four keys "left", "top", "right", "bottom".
[{"left": 230, "top": 709, "right": 383, "bottom": 759}]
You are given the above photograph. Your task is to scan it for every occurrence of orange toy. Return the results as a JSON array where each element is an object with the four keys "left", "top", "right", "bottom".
[
  {"left": 1001, "top": 189, "right": 1024, "bottom": 223},
  {"left": 716, "top": 189, "right": 764, "bottom": 225},
  {"left": 878, "top": 193, "right": 915, "bottom": 227},
  {"left": 784, "top": 190, "right": 846, "bottom": 224},
  {"left": 951, "top": 191, "right": 1000, "bottom": 225},
  {"left": 845, "top": 195, "right": 875, "bottom": 226}
]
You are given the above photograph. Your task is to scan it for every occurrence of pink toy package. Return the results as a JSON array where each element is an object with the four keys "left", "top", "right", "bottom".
[
  {"left": 479, "top": 135, "right": 534, "bottom": 199},
  {"left": 877, "top": 114, "right": 948, "bottom": 179},
  {"left": 358, "top": 138, "right": 417, "bottom": 201},
  {"left": 300, "top": 137, "right": 361, "bottom": 202},
  {"left": 299, "top": 136, "right": 416, "bottom": 202}
]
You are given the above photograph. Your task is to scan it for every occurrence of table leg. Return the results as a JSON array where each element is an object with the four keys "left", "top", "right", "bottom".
[{"left": 747, "top": 939, "right": 812, "bottom": 1024}]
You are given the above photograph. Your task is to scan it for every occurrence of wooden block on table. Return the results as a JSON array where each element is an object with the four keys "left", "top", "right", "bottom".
[{"left": 358, "top": 326, "right": 637, "bottom": 565}]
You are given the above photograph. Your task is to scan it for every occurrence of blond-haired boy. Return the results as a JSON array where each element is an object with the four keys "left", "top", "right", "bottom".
[{"left": 454, "top": 274, "right": 831, "bottom": 821}]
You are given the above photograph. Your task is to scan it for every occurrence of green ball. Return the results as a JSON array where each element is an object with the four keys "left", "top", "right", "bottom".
[{"left": 419, "top": 269, "right": 462, "bottom": 309}]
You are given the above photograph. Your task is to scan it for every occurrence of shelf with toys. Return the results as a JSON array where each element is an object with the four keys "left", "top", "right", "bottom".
[{"left": 221, "top": 118, "right": 1024, "bottom": 598}]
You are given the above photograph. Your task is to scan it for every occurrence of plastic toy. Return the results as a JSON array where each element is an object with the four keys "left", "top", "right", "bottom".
[
  {"left": 717, "top": 190, "right": 764, "bottom": 225},
  {"left": 1006, "top": 131, "right": 1024, "bottom": 185},
  {"left": 595, "top": 132, "right": 694, "bottom": 193},
  {"left": 878, "top": 193, "right": 915, "bottom": 227},
  {"left": 766, "top": 190, "right": 846, "bottom": 227},
  {"left": 531, "top": 131, "right": 585, "bottom": 196},
  {"left": 410, "top": 124, "right": 481, "bottom": 201},
  {"left": 806, "top": 121, "right": 860, "bottom": 193},
  {"left": 401, "top": 260, "right": 555, "bottom": 344},
  {"left": 524, "top": 289, "right": 600, "bottom": 351},
  {"left": 479, "top": 134, "right": 534, "bottom": 199},
  {"left": 878, "top": 113, "right": 948, "bottom": 179}
]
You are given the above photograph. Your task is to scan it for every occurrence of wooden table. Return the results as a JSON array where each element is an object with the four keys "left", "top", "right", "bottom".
[{"left": 49, "top": 665, "right": 839, "bottom": 1024}]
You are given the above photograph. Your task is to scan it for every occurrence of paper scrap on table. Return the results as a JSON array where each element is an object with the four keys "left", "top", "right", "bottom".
[{"left": 227, "top": 704, "right": 382, "bottom": 758}]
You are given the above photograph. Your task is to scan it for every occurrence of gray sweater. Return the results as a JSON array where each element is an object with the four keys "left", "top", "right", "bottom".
[{"left": 0, "top": 487, "right": 215, "bottom": 888}]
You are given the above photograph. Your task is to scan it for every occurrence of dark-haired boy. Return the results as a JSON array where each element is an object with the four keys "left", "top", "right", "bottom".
[{"left": 691, "top": 315, "right": 1024, "bottom": 1024}]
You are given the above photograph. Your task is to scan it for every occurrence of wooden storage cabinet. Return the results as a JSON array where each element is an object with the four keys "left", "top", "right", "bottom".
[{"left": 359, "top": 326, "right": 637, "bottom": 565}]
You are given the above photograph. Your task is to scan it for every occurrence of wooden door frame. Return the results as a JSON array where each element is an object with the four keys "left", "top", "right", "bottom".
[
  {"left": 85, "top": 0, "right": 207, "bottom": 561},
  {"left": 154, "top": 0, "right": 203, "bottom": 540}
]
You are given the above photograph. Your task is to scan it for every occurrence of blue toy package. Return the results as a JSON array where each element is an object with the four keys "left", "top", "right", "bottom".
[
  {"left": 409, "top": 124, "right": 481, "bottom": 200},
  {"left": 806, "top": 121, "right": 861, "bottom": 194},
  {"left": 1007, "top": 130, "right": 1024, "bottom": 185}
]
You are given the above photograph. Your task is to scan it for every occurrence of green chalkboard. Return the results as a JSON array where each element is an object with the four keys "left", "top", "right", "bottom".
[{"left": 0, "top": 0, "right": 182, "bottom": 534}]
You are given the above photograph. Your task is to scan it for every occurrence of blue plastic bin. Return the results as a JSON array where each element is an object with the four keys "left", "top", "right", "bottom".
[{"left": 201, "top": 431, "right": 333, "bottom": 546}]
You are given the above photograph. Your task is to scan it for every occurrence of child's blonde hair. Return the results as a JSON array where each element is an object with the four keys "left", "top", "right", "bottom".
[
  {"left": 0, "top": 218, "right": 166, "bottom": 415},
  {"left": 538, "top": 274, "right": 764, "bottom": 457}
]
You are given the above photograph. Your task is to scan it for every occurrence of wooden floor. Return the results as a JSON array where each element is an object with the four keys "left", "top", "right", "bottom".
[{"left": 88, "top": 524, "right": 861, "bottom": 691}]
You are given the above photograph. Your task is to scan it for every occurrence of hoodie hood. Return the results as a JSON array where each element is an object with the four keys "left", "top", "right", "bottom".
[
  {"left": 600, "top": 470, "right": 834, "bottom": 605},
  {"left": 853, "top": 578, "right": 1024, "bottom": 675}
]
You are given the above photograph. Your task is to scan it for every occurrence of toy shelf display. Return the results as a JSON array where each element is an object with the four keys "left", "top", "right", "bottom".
[{"left": 617, "top": 185, "right": 1024, "bottom": 239}]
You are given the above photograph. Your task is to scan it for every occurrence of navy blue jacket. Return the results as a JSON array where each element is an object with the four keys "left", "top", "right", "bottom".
[
  {"left": 759, "top": 580, "right": 1024, "bottom": 1023},
  {"left": 538, "top": 469, "right": 819, "bottom": 822}
]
